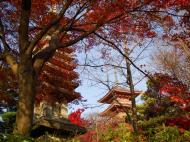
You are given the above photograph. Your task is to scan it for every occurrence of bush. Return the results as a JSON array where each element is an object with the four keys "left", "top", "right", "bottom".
[
  {"left": 150, "top": 126, "right": 180, "bottom": 142},
  {"left": 0, "top": 134, "right": 34, "bottom": 142},
  {"left": 99, "top": 123, "right": 134, "bottom": 142},
  {"left": 1, "top": 112, "right": 16, "bottom": 133},
  {"left": 182, "top": 131, "right": 190, "bottom": 142},
  {"left": 2, "top": 112, "right": 16, "bottom": 122}
]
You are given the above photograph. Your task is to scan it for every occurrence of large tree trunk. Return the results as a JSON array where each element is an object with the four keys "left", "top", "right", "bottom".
[{"left": 13, "top": 54, "right": 36, "bottom": 136}]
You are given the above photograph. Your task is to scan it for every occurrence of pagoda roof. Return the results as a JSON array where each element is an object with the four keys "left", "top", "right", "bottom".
[
  {"left": 99, "top": 102, "right": 131, "bottom": 116},
  {"left": 57, "top": 87, "right": 81, "bottom": 103},
  {"left": 98, "top": 86, "right": 142, "bottom": 104},
  {"left": 31, "top": 118, "right": 86, "bottom": 138},
  {"left": 42, "top": 82, "right": 81, "bottom": 103}
]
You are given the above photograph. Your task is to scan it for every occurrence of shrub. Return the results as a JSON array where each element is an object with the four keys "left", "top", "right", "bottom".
[
  {"left": 150, "top": 126, "right": 180, "bottom": 142},
  {"left": 1, "top": 112, "right": 16, "bottom": 133},
  {"left": 68, "top": 109, "right": 87, "bottom": 126},
  {"left": 99, "top": 123, "right": 134, "bottom": 142},
  {"left": 0, "top": 134, "right": 34, "bottom": 142}
]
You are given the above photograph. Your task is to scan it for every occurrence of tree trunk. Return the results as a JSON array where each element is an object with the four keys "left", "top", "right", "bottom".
[
  {"left": 125, "top": 48, "right": 138, "bottom": 134},
  {"left": 13, "top": 54, "right": 36, "bottom": 136}
]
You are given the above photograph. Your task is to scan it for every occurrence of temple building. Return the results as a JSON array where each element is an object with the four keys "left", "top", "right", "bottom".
[{"left": 98, "top": 86, "right": 142, "bottom": 119}]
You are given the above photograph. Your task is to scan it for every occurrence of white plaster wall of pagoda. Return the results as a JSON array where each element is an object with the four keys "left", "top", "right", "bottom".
[{"left": 114, "top": 98, "right": 132, "bottom": 106}]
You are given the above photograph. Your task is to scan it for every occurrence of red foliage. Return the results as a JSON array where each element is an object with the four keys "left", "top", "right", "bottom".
[
  {"left": 151, "top": 73, "right": 190, "bottom": 107},
  {"left": 166, "top": 115, "right": 190, "bottom": 130},
  {"left": 147, "top": 31, "right": 156, "bottom": 38},
  {"left": 68, "top": 108, "right": 86, "bottom": 126},
  {"left": 150, "top": 73, "right": 190, "bottom": 130},
  {"left": 163, "top": 16, "right": 175, "bottom": 27}
]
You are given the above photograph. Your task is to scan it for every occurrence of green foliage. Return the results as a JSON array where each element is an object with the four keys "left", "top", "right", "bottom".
[
  {"left": 2, "top": 112, "right": 16, "bottom": 122},
  {"left": 1, "top": 112, "right": 16, "bottom": 133},
  {"left": 35, "top": 135, "right": 81, "bottom": 142},
  {"left": 149, "top": 126, "right": 181, "bottom": 142},
  {"left": 99, "top": 123, "right": 134, "bottom": 142},
  {"left": 183, "top": 131, "right": 190, "bottom": 137},
  {"left": 183, "top": 131, "right": 190, "bottom": 141},
  {"left": 138, "top": 115, "right": 167, "bottom": 129},
  {"left": 0, "top": 134, "right": 34, "bottom": 142}
]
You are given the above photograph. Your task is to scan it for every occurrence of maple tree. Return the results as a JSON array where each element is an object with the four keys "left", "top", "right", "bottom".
[
  {"left": 143, "top": 73, "right": 190, "bottom": 131},
  {"left": 68, "top": 108, "right": 86, "bottom": 126}
]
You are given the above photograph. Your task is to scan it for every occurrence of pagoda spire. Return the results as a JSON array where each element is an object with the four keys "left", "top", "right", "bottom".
[{"left": 114, "top": 66, "right": 119, "bottom": 86}]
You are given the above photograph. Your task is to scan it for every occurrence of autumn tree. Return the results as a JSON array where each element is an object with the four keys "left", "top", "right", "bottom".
[{"left": 140, "top": 73, "right": 190, "bottom": 131}]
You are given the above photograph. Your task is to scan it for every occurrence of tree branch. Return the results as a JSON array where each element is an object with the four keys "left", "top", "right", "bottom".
[
  {"left": 33, "top": 23, "right": 100, "bottom": 73},
  {"left": 27, "top": 0, "right": 73, "bottom": 54},
  {"left": 93, "top": 32, "right": 152, "bottom": 80},
  {"left": 78, "top": 63, "right": 128, "bottom": 70},
  {"left": 19, "top": 0, "right": 31, "bottom": 51},
  {"left": 32, "top": 35, "right": 58, "bottom": 75},
  {"left": 0, "top": 18, "right": 18, "bottom": 75},
  {"left": 0, "top": 18, "right": 11, "bottom": 52}
]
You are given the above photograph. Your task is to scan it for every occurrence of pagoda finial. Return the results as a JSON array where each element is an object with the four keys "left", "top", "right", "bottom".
[
  {"left": 106, "top": 65, "right": 110, "bottom": 87},
  {"left": 114, "top": 66, "right": 119, "bottom": 86}
]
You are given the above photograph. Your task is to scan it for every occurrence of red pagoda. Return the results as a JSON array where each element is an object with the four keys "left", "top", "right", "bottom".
[{"left": 98, "top": 86, "right": 142, "bottom": 119}]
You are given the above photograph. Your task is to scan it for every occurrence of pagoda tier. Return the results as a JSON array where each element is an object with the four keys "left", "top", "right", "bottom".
[
  {"left": 98, "top": 86, "right": 142, "bottom": 118},
  {"left": 99, "top": 102, "right": 131, "bottom": 116},
  {"left": 36, "top": 82, "right": 81, "bottom": 104},
  {"left": 98, "top": 86, "right": 142, "bottom": 104},
  {"left": 36, "top": 47, "right": 81, "bottom": 104}
]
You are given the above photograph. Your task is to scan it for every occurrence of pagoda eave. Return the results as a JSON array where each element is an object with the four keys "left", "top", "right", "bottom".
[
  {"left": 98, "top": 87, "right": 142, "bottom": 104},
  {"left": 31, "top": 118, "right": 86, "bottom": 138},
  {"left": 42, "top": 82, "right": 81, "bottom": 103},
  {"left": 99, "top": 103, "right": 131, "bottom": 116},
  {"left": 57, "top": 87, "right": 81, "bottom": 103}
]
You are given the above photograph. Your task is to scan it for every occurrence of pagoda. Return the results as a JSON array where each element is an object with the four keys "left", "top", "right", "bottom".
[
  {"left": 32, "top": 47, "right": 86, "bottom": 138},
  {"left": 98, "top": 86, "right": 142, "bottom": 119}
]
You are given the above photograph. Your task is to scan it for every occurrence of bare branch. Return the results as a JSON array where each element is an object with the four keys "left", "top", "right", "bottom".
[
  {"left": 133, "top": 39, "right": 152, "bottom": 63},
  {"left": 79, "top": 63, "right": 128, "bottom": 70},
  {"left": 4, "top": 53, "right": 18, "bottom": 75},
  {"left": 93, "top": 32, "right": 152, "bottom": 80}
]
